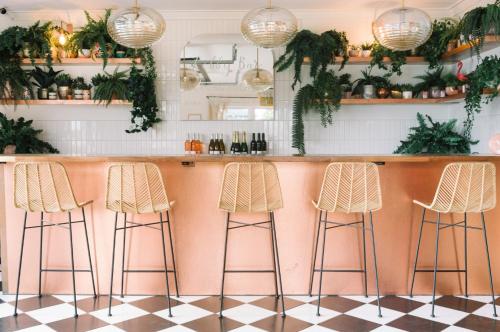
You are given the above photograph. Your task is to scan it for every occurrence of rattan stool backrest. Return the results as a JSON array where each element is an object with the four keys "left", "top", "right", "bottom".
[
  {"left": 106, "top": 163, "right": 170, "bottom": 214},
  {"left": 14, "top": 162, "right": 79, "bottom": 213},
  {"left": 218, "top": 162, "right": 283, "bottom": 213},
  {"left": 429, "top": 162, "right": 496, "bottom": 213},
  {"left": 316, "top": 162, "right": 382, "bottom": 213}
]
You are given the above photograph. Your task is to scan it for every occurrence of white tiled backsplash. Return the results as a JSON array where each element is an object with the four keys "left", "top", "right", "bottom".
[{"left": 1, "top": 5, "right": 499, "bottom": 155}]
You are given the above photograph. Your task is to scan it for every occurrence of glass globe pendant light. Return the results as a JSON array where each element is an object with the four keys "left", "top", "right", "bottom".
[
  {"left": 242, "top": 48, "right": 273, "bottom": 92},
  {"left": 107, "top": 0, "right": 166, "bottom": 49},
  {"left": 372, "top": 0, "right": 432, "bottom": 51},
  {"left": 241, "top": 0, "right": 298, "bottom": 48},
  {"left": 180, "top": 46, "right": 200, "bottom": 91}
]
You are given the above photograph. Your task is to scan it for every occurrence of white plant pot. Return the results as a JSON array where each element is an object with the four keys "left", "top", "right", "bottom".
[
  {"left": 73, "top": 89, "right": 84, "bottom": 100},
  {"left": 48, "top": 92, "right": 57, "bottom": 100},
  {"left": 79, "top": 49, "right": 92, "bottom": 58},
  {"left": 363, "top": 85, "right": 375, "bottom": 99},
  {"left": 82, "top": 90, "right": 91, "bottom": 100},
  {"left": 349, "top": 49, "right": 360, "bottom": 57},
  {"left": 361, "top": 50, "right": 371, "bottom": 57},
  {"left": 58, "top": 86, "right": 70, "bottom": 99},
  {"left": 402, "top": 91, "right": 413, "bottom": 99}
]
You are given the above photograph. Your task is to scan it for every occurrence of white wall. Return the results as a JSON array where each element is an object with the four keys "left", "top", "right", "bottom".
[{"left": 0, "top": 3, "right": 498, "bottom": 155}]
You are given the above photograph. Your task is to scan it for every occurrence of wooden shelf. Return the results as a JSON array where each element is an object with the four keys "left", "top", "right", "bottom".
[
  {"left": 2, "top": 99, "right": 131, "bottom": 105},
  {"left": 304, "top": 55, "right": 425, "bottom": 65},
  {"left": 340, "top": 94, "right": 465, "bottom": 105},
  {"left": 20, "top": 58, "right": 141, "bottom": 66}
]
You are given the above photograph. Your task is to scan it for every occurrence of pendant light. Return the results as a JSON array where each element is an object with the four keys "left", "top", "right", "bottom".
[
  {"left": 107, "top": 0, "right": 166, "bottom": 49},
  {"left": 372, "top": 0, "right": 432, "bottom": 51},
  {"left": 180, "top": 46, "right": 200, "bottom": 91},
  {"left": 242, "top": 48, "right": 273, "bottom": 92},
  {"left": 241, "top": 0, "right": 298, "bottom": 48}
]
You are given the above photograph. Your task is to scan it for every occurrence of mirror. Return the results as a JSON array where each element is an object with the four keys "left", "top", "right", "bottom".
[{"left": 180, "top": 33, "right": 274, "bottom": 121}]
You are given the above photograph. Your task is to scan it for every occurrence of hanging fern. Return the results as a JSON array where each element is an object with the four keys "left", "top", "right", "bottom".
[{"left": 370, "top": 42, "right": 409, "bottom": 75}]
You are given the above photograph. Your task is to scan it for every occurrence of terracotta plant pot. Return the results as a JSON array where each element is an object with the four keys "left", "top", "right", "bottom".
[
  {"left": 445, "top": 86, "right": 459, "bottom": 96},
  {"left": 82, "top": 90, "right": 91, "bottom": 100},
  {"left": 3, "top": 145, "right": 16, "bottom": 154}
]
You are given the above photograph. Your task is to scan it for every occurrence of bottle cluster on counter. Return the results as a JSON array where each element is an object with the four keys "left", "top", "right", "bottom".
[{"left": 183, "top": 132, "right": 268, "bottom": 155}]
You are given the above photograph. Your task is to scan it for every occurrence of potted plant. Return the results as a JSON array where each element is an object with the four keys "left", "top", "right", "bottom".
[
  {"left": 414, "top": 66, "right": 446, "bottom": 98},
  {"left": 416, "top": 18, "right": 459, "bottom": 68},
  {"left": 395, "top": 113, "right": 477, "bottom": 154},
  {"left": 48, "top": 87, "right": 57, "bottom": 99},
  {"left": 390, "top": 84, "right": 403, "bottom": 99},
  {"left": 375, "top": 78, "right": 391, "bottom": 99},
  {"left": 352, "top": 68, "right": 389, "bottom": 99},
  {"left": 92, "top": 68, "right": 129, "bottom": 105},
  {"left": 348, "top": 45, "right": 360, "bottom": 57},
  {"left": 443, "top": 73, "right": 461, "bottom": 96},
  {"left": 0, "top": 113, "right": 59, "bottom": 154},
  {"left": 55, "top": 73, "right": 73, "bottom": 99},
  {"left": 22, "top": 21, "right": 52, "bottom": 65},
  {"left": 115, "top": 44, "right": 127, "bottom": 58},
  {"left": 72, "top": 9, "right": 116, "bottom": 67},
  {"left": 30, "top": 66, "right": 62, "bottom": 99},
  {"left": 459, "top": 1, "right": 500, "bottom": 56},
  {"left": 339, "top": 73, "right": 353, "bottom": 98},
  {"left": 400, "top": 84, "right": 414, "bottom": 99},
  {"left": 361, "top": 42, "right": 372, "bottom": 57},
  {"left": 274, "top": 29, "right": 349, "bottom": 89},
  {"left": 72, "top": 76, "right": 91, "bottom": 100}
]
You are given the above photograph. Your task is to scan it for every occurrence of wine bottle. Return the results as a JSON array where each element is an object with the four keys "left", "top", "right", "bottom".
[
  {"left": 256, "top": 133, "right": 262, "bottom": 155},
  {"left": 261, "top": 133, "right": 267, "bottom": 154},
  {"left": 234, "top": 131, "right": 241, "bottom": 155},
  {"left": 185, "top": 133, "right": 192, "bottom": 155},
  {"left": 240, "top": 132, "right": 248, "bottom": 154},
  {"left": 214, "top": 133, "right": 220, "bottom": 155},
  {"left": 208, "top": 134, "right": 215, "bottom": 155},
  {"left": 230, "top": 132, "right": 235, "bottom": 154},
  {"left": 250, "top": 133, "right": 257, "bottom": 155},
  {"left": 219, "top": 133, "right": 225, "bottom": 155}
]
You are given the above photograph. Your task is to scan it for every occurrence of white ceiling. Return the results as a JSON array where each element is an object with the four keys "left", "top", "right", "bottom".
[{"left": 1, "top": 0, "right": 463, "bottom": 11}]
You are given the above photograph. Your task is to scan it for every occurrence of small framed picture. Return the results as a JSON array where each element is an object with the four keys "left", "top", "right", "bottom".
[{"left": 187, "top": 113, "right": 202, "bottom": 120}]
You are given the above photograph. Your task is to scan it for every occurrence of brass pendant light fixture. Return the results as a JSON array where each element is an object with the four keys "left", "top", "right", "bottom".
[{"left": 242, "top": 47, "right": 273, "bottom": 92}]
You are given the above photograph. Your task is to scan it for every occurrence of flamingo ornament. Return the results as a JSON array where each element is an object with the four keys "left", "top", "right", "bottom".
[{"left": 456, "top": 61, "right": 468, "bottom": 82}]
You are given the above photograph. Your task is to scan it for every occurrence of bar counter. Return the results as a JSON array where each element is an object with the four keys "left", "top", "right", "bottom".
[{"left": 1, "top": 154, "right": 500, "bottom": 296}]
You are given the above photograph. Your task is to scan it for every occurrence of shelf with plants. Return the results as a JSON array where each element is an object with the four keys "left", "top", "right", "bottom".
[
  {"left": 340, "top": 94, "right": 466, "bottom": 105},
  {"left": 2, "top": 99, "right": 131, "bottom": 105},
  {"left": 20, "top": 57, "right": 142, "bottom": 66}
]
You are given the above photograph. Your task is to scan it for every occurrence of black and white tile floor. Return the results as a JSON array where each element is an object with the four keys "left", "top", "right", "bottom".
[{"left": 0, "top": 293, "right": 499, "bottom": 331}]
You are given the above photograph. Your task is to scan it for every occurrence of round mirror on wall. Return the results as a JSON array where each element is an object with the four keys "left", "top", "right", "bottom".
[{"left": 179, "top": 33, "right": 275, "bottom": 121}]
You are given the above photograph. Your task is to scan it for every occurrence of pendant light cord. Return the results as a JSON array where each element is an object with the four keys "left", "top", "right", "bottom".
[{"left": 256, "top": 47, "right": 261, "bottom": 78}]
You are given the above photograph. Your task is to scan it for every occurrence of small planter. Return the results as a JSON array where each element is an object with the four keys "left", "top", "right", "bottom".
[
  {"left": 447, "top": 39, "right": 458, "bottom": 52},
  {"left": 402, "top": 91, "right": 413, "bottom": 99},
  {"left": 376, "top": 87, "right": 390, "bottom": 99},
  {"left": 38, "top": 88, "right": 48, "bottom": 100},
  {"left": 48, "top": 91, "right": 57, "bottom": 100},
  {"left": 430, "top": 86, "right": 441, "bottom": 98},
  {"left": 79, "top": 49, "right": 92, "bottom": 58},
  {"left": 22, "top": 87, "right": 31, "bottom": 100},
  {"left": 422, "top": 91, "right": 429, "bottom": 99},
  {"left": 349, "top": 49, "right": 360, "bottom": 57},
  {"left": 58, "top": 86, "right": 70, "bottom": 99},
  {"left": 391, "top": 90, "right": 402, "bottom": 99},
  {"left": 3, "top": 145, "right": 16, "bottom": 154},
  {"left": 73, "top": 89, "right": 84, "bottom": 100},
  {"left": 23, "top": 47, "right": 31, "bottom": 58},
  {"left": 363, "top": 85, "right": 375, "bottom": 99},
  {"left": 343, "top": 91, "right": 352, "bottom": 99},
  {"left": 361, "top": 50, "right": 371, "bottom": 57},
  {"left": 445, "top": 86, "right": 459, "bottom": 96},
  {"left": 82, "top": 90, "right": 91, "bottom": 100},
  {"left": 115, "top": 50, "right": 126, "bottom": 58}
]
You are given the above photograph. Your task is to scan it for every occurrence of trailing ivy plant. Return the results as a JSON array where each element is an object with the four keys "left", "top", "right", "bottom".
[
  {"left": 292, "top": 70, "right": 343, "bottom": 155},
  {"left": 459, "top": 0, "right": 500, "bottom": 57},
  {"left": 274, "top": 29, "right": 348, "bottom": 89},
  {"left": 370, "top": 42, "right": 409, "bottom": 75},
  {"left": 416, "top": 18, "right": 459, "bottom": 69},
  {"left": 126, "top": 48, "right": 161, "bottom": 133},
  {"left": 395, "top": 113, "right": 477, "bottom": 154},
  {"left": 0, "top": 113, "right": 59, "bottom": 153},
  {"left": 464, "top": 55, "right": 500, "bottom": 138}
]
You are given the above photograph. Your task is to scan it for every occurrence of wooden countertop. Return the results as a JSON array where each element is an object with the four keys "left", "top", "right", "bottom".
[{"left": 0, "top": 154, "right": 499, "bottom": 163}]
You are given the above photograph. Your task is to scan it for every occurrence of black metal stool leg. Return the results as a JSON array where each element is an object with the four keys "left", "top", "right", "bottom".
[
  {"left": 464, "top": 212, "right": 468, "bottom": 298},
  {"left": 270, "top": 212, "right": 286, "bottom": 317},
  {"left": 120, "top": 213, "right": 127, "bottom": 298},
  {"left": 219, "top": 212, "right": 230, "bottom": 318},
  {"left": 166, "top": 211, "right": 180, "bottom": 298},
  {"left": 82, "top": 207, "right": 97, "bottom": 298},
  {"left": 269, "top": 212, "right": 279, "bottom": 299},
  {"left": 480, "top": 212, "right": 497, "bottom": 317},
  {"left": 410, "top": 208, "right": 426, "bottom": 298},
  {"left": 14, "top": 212, "right": 28, "bottom": 316},
  {"left": 38, "top": 212, "right": 44, "bottom": 298},
  {"left": 68, "top": 212, "right": 78, "bottom": 318},
  {"left": 108, "top": 212, "right": 119, "bottom": 316},
  {"left": 308, "top": 210, "right": 322, "bottom": 297},
  {"left": 431, "top": 212, "right": 441, "bottom": 318},
  {"left": 362, "top": 214, "right": 368, "bottom": 298},
  {"left": 369, "top": 212, "right": 382, "bottom": 317},
  {"left": 316, "top": 218, "right": 327, "bottom": 316},
  {"left": 160, "top": 212, "right": 173, "bottom": 317}
]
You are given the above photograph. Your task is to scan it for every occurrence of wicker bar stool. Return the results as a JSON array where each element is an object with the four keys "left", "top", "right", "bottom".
[
  {"left": 13, "top": 162, "right": 97, "bottom": 318},
  {"left": 309, "top": 162, "right": 382, "bottom": 317},
  {"left": 410, "top": 162, "right": 497, "bottom": 317},
  {"left": 218, "top": 162, "right": 286, "bottom": 317},
  {"left": 106, "top": 163, "right": 179, "bottom": 317}
]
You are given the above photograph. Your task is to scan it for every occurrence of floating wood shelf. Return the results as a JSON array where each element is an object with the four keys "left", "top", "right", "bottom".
[
  {"left": 2, "top": 99, "right": 131, "bottom": 105},
  {"left": 340, "top": 94, "right": 465, "bottom": 105},
  {"left": 20, "top": 58, "right": 141, "bottom": 66}
]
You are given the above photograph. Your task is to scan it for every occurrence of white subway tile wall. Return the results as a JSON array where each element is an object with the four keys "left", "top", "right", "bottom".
[{"left": 1, "top": 8, "right": 498, "bottom": 155}]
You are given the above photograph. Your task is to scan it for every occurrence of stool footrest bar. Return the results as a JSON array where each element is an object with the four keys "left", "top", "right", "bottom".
[
  {"left": 41, "top": 269, "right": 92, "bottom": 272},
  {"left": 224, "top": 270, "right": 275, "bottom": 273},
  {"left": 415, "top": 269, "right": 466, "bottom": 272},
  {"left": 123, "top": 269, "right": 175, "bottom": 273},
  {"left": 313, "top": 269, "right": 366, "bottom": 273}
]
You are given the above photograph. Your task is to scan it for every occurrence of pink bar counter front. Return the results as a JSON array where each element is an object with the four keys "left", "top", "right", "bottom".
[{"left": 1, "top": 154, "right": 500, "bottom": 297}]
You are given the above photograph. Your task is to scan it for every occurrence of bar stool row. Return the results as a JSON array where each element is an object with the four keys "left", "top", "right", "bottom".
[{"left": 11, "top": 161, "right": 498, "bottom": 320}]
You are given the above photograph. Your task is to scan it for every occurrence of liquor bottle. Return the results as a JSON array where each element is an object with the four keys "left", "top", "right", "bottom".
[
  {"left": 250, "top": 133, "right": 257, "bottom": 155},
  {"left": 192, "top": 133, "right": 201, "bottom": 154},
  {"left": 261, "top": 133, "right": 267, "bottom": 154},
  {"left": 218, "top": 133, "right": 225, "bottom": 155},
  {"left": 184, "top": 133, "right": 192, "bottom": 155},
  {"left": 214, "top": 133, "right": 220, "bottom": 155},
  {"left": 240, "top": 132, "right": 249, "bottom": 154},
  {"left": 230, "top": 132, "right": 235, "bottom": 154},
  {"left": 233, "top": 131, "right": 241, "bottom": 155},
  {"left": 256, "top": 133, "right": 262, "bottom": 155},
  {"left": 208, "top": 134, "right": 215, "bottom": 155}
]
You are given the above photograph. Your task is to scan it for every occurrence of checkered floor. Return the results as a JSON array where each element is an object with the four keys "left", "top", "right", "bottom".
[{"left": 0, "top": 294, "right": 499, "bottom": 331}]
